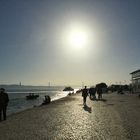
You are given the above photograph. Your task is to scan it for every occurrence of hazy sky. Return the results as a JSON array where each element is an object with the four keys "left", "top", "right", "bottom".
[{"left": 0, "top": 0, "right": 140, "bottom": 86}]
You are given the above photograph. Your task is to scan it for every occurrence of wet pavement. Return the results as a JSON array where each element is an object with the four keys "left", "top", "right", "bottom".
[{"left": 0, "top": 92, "right": 140, "bottom": 140}]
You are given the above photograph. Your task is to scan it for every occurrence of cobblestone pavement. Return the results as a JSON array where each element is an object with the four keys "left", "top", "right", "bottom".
[{"left": 0, "top": 93, "right": 140, "bottom": 140}]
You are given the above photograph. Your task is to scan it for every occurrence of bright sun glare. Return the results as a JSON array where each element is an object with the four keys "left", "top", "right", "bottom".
[
  {"left": 69, "top": 29, "right": 87, "bottom": 48},
  {"left": 66, "top": 25, "right": 89, "bottom": 49}
]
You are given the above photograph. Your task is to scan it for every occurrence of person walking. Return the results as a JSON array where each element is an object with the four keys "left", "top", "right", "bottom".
[
  {"left": 82, "top": 86, "right": 88, "bottom": 106},
  {"left": 0, "top": 88, "right": 9, "bottom": 121}
]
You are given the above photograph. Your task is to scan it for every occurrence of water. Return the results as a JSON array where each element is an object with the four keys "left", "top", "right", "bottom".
[{"left": 0, "top": 85, "right": 79, "bottom": 116}]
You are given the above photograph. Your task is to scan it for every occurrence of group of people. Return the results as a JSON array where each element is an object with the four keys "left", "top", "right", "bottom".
[
  {"left": 82, "top": 86, "right": 103, "bottom": 105},
  {"left": 42, "top": 95, "right": 51, "bottom": 105},
  {"left": 0, "top": 86, "right": 103, "bottom": 121},
  {"left": 0, "top": 87, "right": 52, "bottom": 121},
  {"left": 0, "top": 88, "right": 9, "bottom": 121}
]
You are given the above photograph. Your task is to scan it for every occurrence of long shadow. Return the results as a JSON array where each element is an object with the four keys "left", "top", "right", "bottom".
[
  {"left": 83, "top": 104, "right": 92, "bottom": 113},
  {"left": 90, "top": 96, "right": 107, "bottom": 102},
  {"left": 96, "top": 98, "right": 107, "bottom": 102}
]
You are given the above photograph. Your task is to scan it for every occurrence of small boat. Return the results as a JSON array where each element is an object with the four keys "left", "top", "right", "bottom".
[
  {"left": 63, "top": 86, "right": 74, "bottom": 91},
  {"left": 26, "top": 94, "right": 39, "bottom": 100}
]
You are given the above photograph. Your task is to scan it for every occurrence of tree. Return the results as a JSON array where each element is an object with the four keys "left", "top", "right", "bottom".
[{"left": 96, "top": 82, "right": 107, "bottom": 89}]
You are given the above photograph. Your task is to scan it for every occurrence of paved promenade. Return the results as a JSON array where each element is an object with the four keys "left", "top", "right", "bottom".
[{"left": 0, "top": 92, "right": 140, "bottom": 140}]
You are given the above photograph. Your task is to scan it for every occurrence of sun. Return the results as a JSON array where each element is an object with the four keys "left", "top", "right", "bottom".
[
  {"left": 67, "top": 26, "right": 89, "bottom": 49},
  {"left": 69, "top": 29, "right": 87, "bottom": 48}
]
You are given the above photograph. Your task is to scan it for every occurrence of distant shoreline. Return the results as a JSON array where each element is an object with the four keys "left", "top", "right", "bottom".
[
  {"left": 6, "top": 93, "right": 74, "bottom": 119},
  {"left": 7, "top": 92, "right": 79, "bottom": 118}
]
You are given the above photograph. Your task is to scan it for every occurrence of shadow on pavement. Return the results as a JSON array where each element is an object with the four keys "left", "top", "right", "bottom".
[
  {"left": 83, "top": 105, "right": 92, "bottom": 113},
  {"left": 96, "top": 99, "right": 107, "bottom": 102},
  {"left": 107, "top": 103, "right": 114, "bottom": 106}
]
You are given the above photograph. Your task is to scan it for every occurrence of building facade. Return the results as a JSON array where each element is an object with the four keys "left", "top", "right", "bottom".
[{"left": 130, "top": 69, "right": 140, "bottom": 93}]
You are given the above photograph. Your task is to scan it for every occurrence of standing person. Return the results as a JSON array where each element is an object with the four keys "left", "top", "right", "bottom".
[
  {"left": 82, "top": 86, "right": 88, "bottom": 105},
  {"left": 0, "top": 88, "right": 9, "bottom": 121},
  {"left": 97, "top": 88, "right": 102, "bottom": 100},
  {"left": 89, "top": 87, "right": 96, "bottom": 100}
]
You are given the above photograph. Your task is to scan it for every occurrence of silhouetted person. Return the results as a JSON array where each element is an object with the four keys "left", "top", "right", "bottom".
[
  {"left": 97, "top": 88, "right": 102, "bottom": 100},
  {"left": 89, "top": 87, "right": 96, "bottom": 100},
  {"left": 0, "top": 88, "right": 9, "bottom": 121},
  {"left": 82, "top": 86, "right": 88, "bottom": 105},
  {"left": 42, "top": 95, "right": 51, "bottom": 105}
]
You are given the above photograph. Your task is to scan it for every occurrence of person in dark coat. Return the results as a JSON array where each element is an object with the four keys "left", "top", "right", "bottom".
[
  {"left": 89, "top": 87, "right": 96, "bottom": 100},
  {"left": 0, "top": 88, "right": 9, "bottom": 121},
  {"left": 82, "top": 86, "right": 88, "bottom": 105}
]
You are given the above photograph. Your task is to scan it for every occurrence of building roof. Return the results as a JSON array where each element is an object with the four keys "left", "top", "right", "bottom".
[{"left": 130, "top": 69, "right": 140, "bottom": 74}]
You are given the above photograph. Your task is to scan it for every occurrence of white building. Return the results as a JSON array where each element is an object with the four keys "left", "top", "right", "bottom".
[{"left": 130, "top": 69, "right": 140, "bottom": 93}]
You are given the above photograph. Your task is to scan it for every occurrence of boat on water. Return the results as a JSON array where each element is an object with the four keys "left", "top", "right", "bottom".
[
  {"left": 26, "top": 93, "right": 39, "bottom": 100},
  {"left": 63, "top": 86, "right": 74, "bottom": 91}
]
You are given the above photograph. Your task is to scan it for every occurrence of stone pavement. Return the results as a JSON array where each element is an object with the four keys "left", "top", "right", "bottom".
[{"left": 0, "top": 93, "right": 140, "bottom": 140}]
